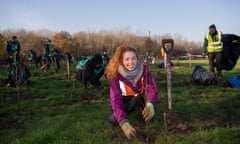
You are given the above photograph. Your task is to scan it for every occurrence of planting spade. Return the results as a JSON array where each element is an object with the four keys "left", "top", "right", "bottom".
[
  {"left": 162, "top": 39, "right": 175, "bottom": 132},
  {"left": 162, "top": 39, "right": 192, "bottom": 134},
  {"left": 162, "top": 39, "right": 174, "bottom": 111}
]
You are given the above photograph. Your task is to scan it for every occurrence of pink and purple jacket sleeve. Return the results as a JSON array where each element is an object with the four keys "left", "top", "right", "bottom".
[{"left": 110, "top": 79, "right": 127, "bottom": 123}]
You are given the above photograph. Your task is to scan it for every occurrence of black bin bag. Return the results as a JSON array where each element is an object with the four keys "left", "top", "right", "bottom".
[
  {"left": 221, "top": 34, "right": 240, "bottom": 70},
  {"left": 192, "top": 65, "right": 218, "bottom": 85}
]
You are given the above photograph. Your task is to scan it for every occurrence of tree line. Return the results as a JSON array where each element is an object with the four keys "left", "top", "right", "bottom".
[{"left": 0, "top": 28, "right": 202, "bottom": 60}]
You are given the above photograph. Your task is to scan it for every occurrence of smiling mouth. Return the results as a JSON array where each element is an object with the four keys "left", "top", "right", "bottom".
[
  {"left": 128, "top": 65, "right": 134, "bottom": 68},
  {"left": 128, "top": 66, "right": 135, "bottom": 70}
]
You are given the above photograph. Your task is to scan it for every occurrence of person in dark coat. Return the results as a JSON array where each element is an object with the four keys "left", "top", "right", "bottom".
[
  {"left": 76, "top": 54, "right": 105, "bottom": 88},
  {"left": 3, "top": 56, "right": 31, "bottom": 87}
]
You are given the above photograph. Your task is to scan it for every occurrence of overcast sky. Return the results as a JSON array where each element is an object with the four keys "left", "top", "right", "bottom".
[{"left": 0, "top": 0, "right": 239, "bottom": 42}]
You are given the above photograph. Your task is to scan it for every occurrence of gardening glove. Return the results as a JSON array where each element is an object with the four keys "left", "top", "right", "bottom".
[
  {"left": 120, "top": 121, "right": 137, "bottom": 139},
  {"left": 142, "top": 102, "right": 155, "bottom": 122}
]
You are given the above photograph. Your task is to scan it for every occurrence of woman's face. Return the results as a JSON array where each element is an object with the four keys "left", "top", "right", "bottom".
[{"left": 122, "top": 51, "right": 138, "bottom": 71}]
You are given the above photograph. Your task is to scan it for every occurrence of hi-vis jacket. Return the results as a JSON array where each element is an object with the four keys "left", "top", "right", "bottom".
[
  {"left": 203, "top": 31, "right": 223, "bottom": 53},
  {"left": 110, "top": 64, "right": 158, "bottom": 123}
]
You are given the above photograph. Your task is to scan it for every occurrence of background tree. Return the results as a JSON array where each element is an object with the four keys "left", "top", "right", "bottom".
[
  {"left": 52, "top": 31, "right": 72, "bottom": 53},
  {"left": 1, "top": 28, "right": 202, "bottom": 59},
  {"left": 72, "top": 32, "right": 89, "bottom": 56}
]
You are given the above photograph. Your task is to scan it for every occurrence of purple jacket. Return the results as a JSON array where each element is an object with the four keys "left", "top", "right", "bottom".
[{"left": 110, "top": 65, "right": 158, "bottom": 123}]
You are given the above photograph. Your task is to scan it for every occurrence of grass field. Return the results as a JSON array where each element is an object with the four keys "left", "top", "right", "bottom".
[{"left": 0, "top": 59, "right": 240, "bottom": 144}]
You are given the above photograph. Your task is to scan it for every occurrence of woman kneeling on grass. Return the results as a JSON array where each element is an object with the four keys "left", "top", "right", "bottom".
[{"left": 105, "top": 45, "right": 158, "bottom": 139}]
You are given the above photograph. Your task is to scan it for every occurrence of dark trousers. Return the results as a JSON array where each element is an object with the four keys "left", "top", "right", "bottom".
[
  {"left": 44, "top": 55, "right": 51, "bottom": 64},
  {"left": 123, "top": 95, "right": 145, "bottom": 113},
  {"left": 76, "top": 69, "right": 104, "bottom": 88},
  {"left": 208, "top": 52, "right": 222, "bottom": 72},
  {"left": 107, "top": 95, "right": 145, "bottom": 125},
  {"left": 36, "top": 57, "right": 42, "bottom": 68},
  {"left": 89, "top": 70, "right": 104, "bottom": 86}
]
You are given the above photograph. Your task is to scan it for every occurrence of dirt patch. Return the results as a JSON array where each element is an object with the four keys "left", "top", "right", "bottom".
[
  {"left": 196, "top": 112, "right": 240, "bottom": 129},
  {"left": 0, "top": 119, "right": 24, "bottom": 130},
  {"left": 109, "top": 132, "right": 154, "bottom": 144},
  {"left": 135, "top": 125, "right": 157, "bottom": 143},
  {"left": 0, "top": 90, "right": 48, "bottom": 108},
  {"left": 0, "top": 112, "right": 25, "bottom": 130},
  {"left": 79, "top": 86, "right": 109, "bottom": 103},
  {"left": 163, "top": 111, "right": 193, "bottom": 134},
  {"left": 108, "top": 124, "right": 159, "bottom": 144}
]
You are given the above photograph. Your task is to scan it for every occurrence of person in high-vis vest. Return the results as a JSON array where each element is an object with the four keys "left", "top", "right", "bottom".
[
  {"left": 105, "top": 45, "right": 158, "bottom": 139},
  {"left": 203, "top": 24, "right": 223, "bottom": 80}
]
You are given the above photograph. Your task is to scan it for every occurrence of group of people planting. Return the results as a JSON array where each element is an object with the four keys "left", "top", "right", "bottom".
[
  {"left": 27, "top": 39, "right": 74, "bottom": 72},
  {"left": 2, "top": 35, "right": 158, "bottom": 139},
  {"left": 2, "top": 37, "right": 74, "bottom": 86},
  {"left": 40, "top": 39, "right": 65, "bottom": 72},
  {"left": 2, "top": 23, "right": 240, "bottom": 139}
]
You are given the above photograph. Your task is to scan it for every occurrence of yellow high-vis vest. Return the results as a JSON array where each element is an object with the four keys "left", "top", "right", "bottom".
[{"left": 206, "top": 31, "right": 223, "bottom": 53}]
